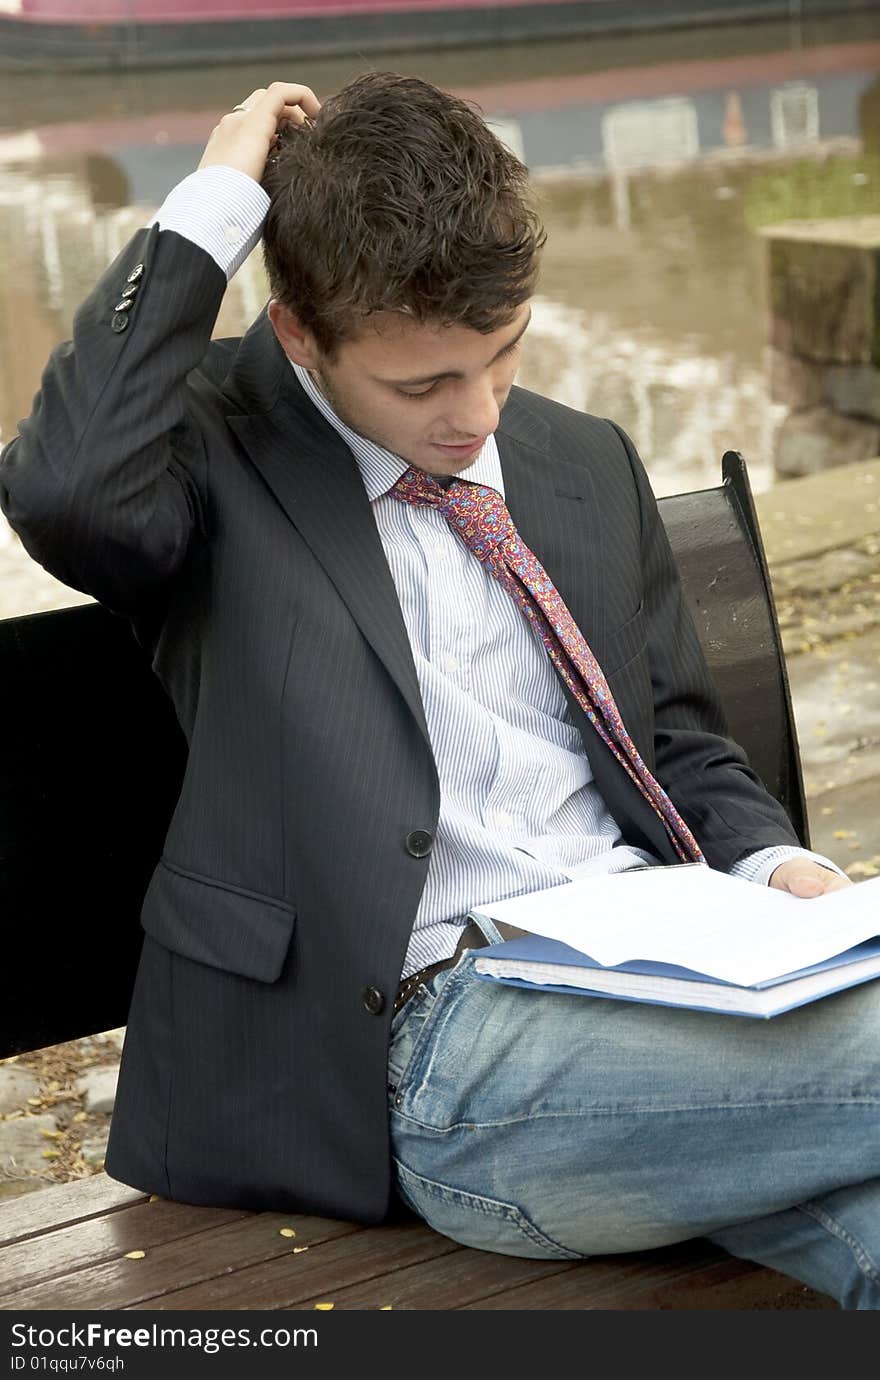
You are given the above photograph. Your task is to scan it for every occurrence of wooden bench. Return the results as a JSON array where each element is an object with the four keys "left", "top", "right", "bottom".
[{"left": 0, "top": 452, "right": 835, "bottom": 1311}]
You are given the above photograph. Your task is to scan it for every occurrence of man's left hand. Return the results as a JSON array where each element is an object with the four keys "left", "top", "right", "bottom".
[{"left": 769, "top": 859, "right": 853, "bottom": 897}]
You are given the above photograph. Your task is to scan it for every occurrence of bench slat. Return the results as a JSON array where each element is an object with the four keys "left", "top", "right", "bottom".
[
  {"left": 0, "top": 1198, "right": 250, "bottom": 1297},
  {"left": 285, "top": 1250, "right": 580, "bottom": 1311},
  {"left": 123, "top": 1220, "right": 462, "bottom": 1310},
  {"left": 1, "top": 1215, "right": 422, "bottom": 1311},
  {"left": 460, "top": 1250, "right": 836, "bottom": 1310},
  {"left": 0, "top": 1176, "right": 147, "bottom": 1248}
]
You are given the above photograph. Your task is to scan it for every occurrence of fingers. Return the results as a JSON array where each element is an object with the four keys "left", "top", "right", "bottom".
[
  {"left": 786, "top": 873, "right": 826, "bottom": 898},
  {"left": 769, "top": 859, "right": 853, "bottom": 897},
  {"left": 199, "top": 82, "right": 321, "bottom": 181},
  {"left": 230, "top": 83, "right": 321, "bottom": 123}
]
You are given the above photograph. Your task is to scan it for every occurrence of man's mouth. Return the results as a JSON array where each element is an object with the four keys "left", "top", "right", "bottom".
[{"left": 433, "top": 438, "right": 485, "bottom": 454}]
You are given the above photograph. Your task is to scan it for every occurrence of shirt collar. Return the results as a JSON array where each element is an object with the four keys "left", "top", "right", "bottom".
[{"left": 291, "top": 360, "right": 504, "bottom": 502}]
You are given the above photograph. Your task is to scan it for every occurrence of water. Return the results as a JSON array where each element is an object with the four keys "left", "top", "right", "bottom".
[{"left": 1, "top": 10, "right": 879, "bottom": 515}]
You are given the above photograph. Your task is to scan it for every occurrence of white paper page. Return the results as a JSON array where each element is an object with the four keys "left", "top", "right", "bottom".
[{"left": 471, "top": 868, "right": 880, "bottom": 987}]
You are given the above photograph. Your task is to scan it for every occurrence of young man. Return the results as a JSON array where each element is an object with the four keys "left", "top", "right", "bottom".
[{"left": 2, "top": 75, "right": 877, "bottom": 1309}]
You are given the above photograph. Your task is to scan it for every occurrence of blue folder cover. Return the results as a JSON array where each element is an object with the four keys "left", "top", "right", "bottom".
[{"left": 471, "top": 933, "right": 880, "bottom": 1018}]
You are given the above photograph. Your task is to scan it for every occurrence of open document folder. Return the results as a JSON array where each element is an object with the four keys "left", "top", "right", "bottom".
[{"left": 468, "top": 865, "right": 880, "bottom": 1018}]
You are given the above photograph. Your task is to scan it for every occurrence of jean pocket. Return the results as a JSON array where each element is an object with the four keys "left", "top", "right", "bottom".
[{"left": 393, "top": 1160, "right": 583, "bottom": 1260}]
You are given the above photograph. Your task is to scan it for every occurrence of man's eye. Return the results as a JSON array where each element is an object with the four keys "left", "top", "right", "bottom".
[{"left": 397, "top": 384, "right": 437, "bottom": 400}]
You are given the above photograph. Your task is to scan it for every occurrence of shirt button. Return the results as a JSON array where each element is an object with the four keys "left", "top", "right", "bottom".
[
  {"left": 362, "top": 986, "right": 385, "bottom": 1015},
  {"left": 494, "top": 810, "right": 513, "bottom": 828},
  {"left": 223, "top": 223, "right": 242, "bottom": 244},
  {"left": 442, "top": 653, "right": 459, "bottom": 674},
  {"left": 405, "top": 830, "right": 433, "bottom": 858}
]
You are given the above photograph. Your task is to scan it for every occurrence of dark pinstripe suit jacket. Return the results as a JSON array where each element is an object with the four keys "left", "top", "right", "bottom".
[{"left": 0, "top": 226, "right": 799, "bottom": 1221}]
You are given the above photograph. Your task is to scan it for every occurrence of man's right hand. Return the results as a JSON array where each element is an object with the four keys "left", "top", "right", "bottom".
[{"left": 198, "top": 82, "right": 322, "bottom": 185}]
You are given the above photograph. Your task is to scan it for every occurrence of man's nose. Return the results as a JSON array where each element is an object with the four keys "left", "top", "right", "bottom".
[{"left": 449, "top": 380, "right": 501, "bottom": 440}]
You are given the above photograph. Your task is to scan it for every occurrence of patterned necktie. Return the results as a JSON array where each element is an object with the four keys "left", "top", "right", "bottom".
[{"left": 389, "top": 466, "right": 704, "bottom": 864}]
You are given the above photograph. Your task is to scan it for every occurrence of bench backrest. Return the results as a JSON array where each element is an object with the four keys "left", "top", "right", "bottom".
[{"left": 0, "top": 450, "right": 807, "bottom": 1058}]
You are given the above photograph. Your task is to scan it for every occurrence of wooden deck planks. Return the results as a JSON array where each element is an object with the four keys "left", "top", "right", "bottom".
[
  {"left": 0, "top": 1172, "right": 838, "bottom": 1311},
  {"left": 124, "top": 1220, "right": 463, "bottom": 1310},
  {"left": 0, "top": 1197, "right": 266, "bottom": 1300},
  {"left": 0, "top": 1175, "right": 146, "bottom": 1247},
  {"left": 1, "top": 1206, "right": 361, "bottom": 1310}
]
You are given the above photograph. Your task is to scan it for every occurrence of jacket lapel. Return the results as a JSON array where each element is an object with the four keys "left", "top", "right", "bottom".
[
  {"left": 497, "top": 395, "right": 607, "bottom": 658},
  {"left": 224, "top": 313, "right": 431, "bottom": 749}
]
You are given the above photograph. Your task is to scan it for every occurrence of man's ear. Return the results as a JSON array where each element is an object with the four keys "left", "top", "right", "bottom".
[{"left": 268, "top": 301, "right": 320, "bottom": 368}]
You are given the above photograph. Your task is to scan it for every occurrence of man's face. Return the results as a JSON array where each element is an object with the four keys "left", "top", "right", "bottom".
[{"left": 269, "top": 299, "right": 531, "bottom": 475}]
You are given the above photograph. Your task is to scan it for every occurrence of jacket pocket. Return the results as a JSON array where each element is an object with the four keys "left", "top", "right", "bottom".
[
  {"left": 601, "top": 601, "right": 646, "bottom": 677},
  {"left": 140, "top": 857, "right": 296, "bottom": 982}
]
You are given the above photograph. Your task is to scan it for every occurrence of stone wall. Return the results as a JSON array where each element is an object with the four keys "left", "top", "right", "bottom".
[{"left": 761, "top": 215, "right": 880, "bottom": 477}]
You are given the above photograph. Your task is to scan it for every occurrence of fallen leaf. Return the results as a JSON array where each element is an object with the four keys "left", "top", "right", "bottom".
[
  {"left": 846, "top": 861, "right": 879, "bottom": 877},
  {"left": 124, "top": 1250, "right": 146, "bottom": 1260},
  {"left": 40, "top": 1149, "right": 59, "bottom": 1159},
  {"left": 379, "top": 1305, "right": 393, "bottom": 1310},
  {"left": 279, "top": 1227, "right": 296, "bottom": 1238},
  {"left": 72, "top": 1112, "right": 87, "bottom": 1124},
  {"left": 314, "top": 1302, "right": 334, "bottom": 1310},
  {"left": 292, "top": 1246, "right": 309, "bottom": 1254},
  {"left": 833, "top": 830, "right": 855, "bottom": 839},
  {"left": 39, "top": 1128, "right": 64, "bottom": 1140}
]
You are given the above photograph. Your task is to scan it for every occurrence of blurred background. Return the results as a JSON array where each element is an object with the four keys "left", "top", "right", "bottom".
[{"left": 1, "top": 4, "right": 879, "bottom": 511}]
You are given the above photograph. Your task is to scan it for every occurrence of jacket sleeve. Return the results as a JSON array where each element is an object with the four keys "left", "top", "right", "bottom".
[
  {"left": 609, "top": 420, "right": 802, "bottom": 868},
  {"left": 0, "top": 226, "right": 226, "bottom": 617}
]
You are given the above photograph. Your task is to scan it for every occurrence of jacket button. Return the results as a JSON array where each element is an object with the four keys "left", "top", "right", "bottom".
[
  {"left": 405, "top": 830, "right": 433, "bottom": 858},
  {"left": 110, "top": 312, "right": 130, "bottom": 333},
  {"left": 362, "top": 986, "right": 385, "bottom": 1015},
  {"left": 126, "top": 263, "right": 144, "bottom": 283}
]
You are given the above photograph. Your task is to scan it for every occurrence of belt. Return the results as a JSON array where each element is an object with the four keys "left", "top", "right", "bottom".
[{"left": 393, "top": 919, "right": 528, "bottom": 1015}]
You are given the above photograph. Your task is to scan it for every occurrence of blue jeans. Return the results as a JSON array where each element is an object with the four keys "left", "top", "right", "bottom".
[{"left": 387, "top": 915, "right": 880, "bottom": 1309}]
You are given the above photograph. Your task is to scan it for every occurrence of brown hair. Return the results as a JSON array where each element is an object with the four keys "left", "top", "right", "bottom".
[{"left": 261, "top": 71, "right": 546, "bottom": 360}]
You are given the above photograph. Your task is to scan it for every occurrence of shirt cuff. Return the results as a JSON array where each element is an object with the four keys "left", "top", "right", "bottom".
[
  {"left": 728, "top": 844, "right": 847, "bottom": 887},
  {"left": 146, "top": 165, "right": 271, "bottom": 280}
]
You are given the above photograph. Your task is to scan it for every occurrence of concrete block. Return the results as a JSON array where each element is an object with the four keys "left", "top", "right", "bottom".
[
  {"left": 80, "top": 1133, "right": 110, "bottom": 1166},
  {"left": 761, "top": 216, "right": 880, "bottom": 365},
  {"left": 825, "top": 363, "right": 880, "bottom": 423},
  {"left": 768, "top": 347, "right": 825, "bottom": 409},
  {"left": 76, "top": 1066, "right": 119, "bottom": 1115},
  {"left": 0, "top": 1114, "right": 58, "bottom": 1180},
  {"left": 0, "top": 1065, "right": 41, "bottom": 1116},
  {"left": 774, "top": 406, "right": 880, "bottom": 478}
]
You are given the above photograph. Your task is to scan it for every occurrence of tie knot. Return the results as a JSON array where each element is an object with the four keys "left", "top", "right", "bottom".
[
  {"left": 389, "top": 466, "right": 514, "bottom": 561},
  {"left": 389, "top": 466, "right": 449, "bottom": 509}
]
